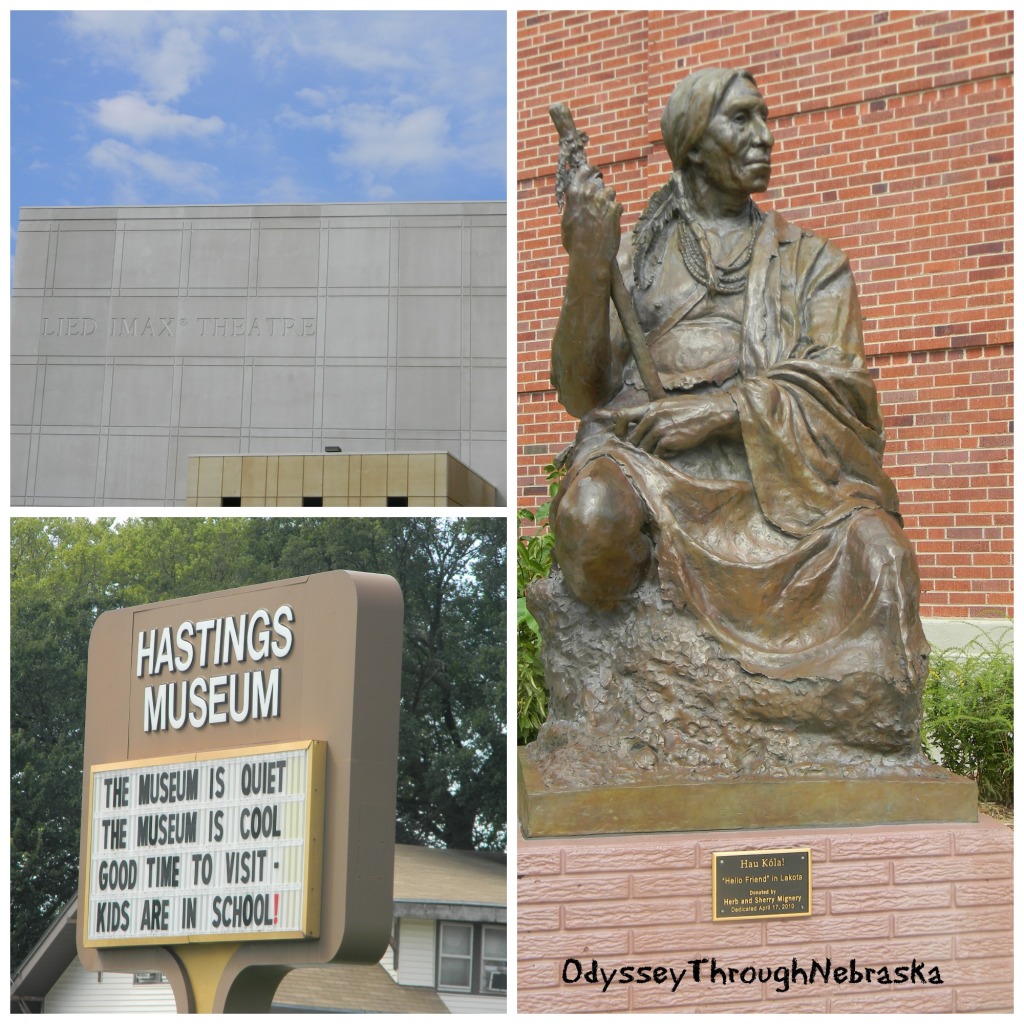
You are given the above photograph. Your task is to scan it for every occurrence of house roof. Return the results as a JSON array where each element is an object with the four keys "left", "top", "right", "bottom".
[
  {"left": 9, "top": 899, "right": 79, "bottom": 1013},
  {"left": 276, "top": 964, "right": 449, "bottom": 1013},
  {"left": 394, "top": 844, "right": 505, "bottom": 907}
]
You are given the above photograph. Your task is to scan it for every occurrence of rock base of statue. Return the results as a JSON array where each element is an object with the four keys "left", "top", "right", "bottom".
[
  {"left": 522, "top": 569, "right": 976, "bottom": 836},
  {"left": 517, "top": 815, "right": 1013, "bottom": 1013}
]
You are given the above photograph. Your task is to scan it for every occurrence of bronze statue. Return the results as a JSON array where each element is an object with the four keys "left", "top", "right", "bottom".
[{"left": 526, "top": 69, "right": 932, "bottom": 789}]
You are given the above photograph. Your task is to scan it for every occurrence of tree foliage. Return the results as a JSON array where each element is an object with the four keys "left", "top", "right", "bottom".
[
  {"left": 10, "top": 517, "right": 506, "bottom": 967},
  {"left": 11, "top": 519, "right": 121, "bottom": 966}
]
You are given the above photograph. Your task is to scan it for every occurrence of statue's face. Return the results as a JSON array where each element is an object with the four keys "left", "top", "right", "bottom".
[{"left": 688, "top": 77, "right": 773, "bottom": 199}]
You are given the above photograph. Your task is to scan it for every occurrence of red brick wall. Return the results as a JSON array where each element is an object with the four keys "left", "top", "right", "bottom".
[{"left": 517, "top": 10, "right": 1013, "bottom": 619}]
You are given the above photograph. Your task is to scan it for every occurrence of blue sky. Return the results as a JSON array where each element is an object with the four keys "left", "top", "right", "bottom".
[{"left": 11, "top": 10, "right": 507, "bottom": 233}]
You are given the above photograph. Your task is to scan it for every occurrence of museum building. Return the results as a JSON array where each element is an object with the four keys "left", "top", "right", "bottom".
[{"left": 12, "top": 201, "right": 505, "bottom": 506}]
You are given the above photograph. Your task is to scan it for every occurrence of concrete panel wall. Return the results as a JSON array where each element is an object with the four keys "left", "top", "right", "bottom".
[{"left": 12, "top": 201, "right": 506, "bottom": 505}]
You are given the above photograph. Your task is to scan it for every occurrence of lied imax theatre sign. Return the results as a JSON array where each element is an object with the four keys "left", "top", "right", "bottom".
[{"left": 77, "top": 571, "right": 403, "bottom": 1012}]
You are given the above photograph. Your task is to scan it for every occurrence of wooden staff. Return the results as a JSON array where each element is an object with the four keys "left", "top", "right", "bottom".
[{"left": 549, "top": 102, "right": 666, "bottom": 400}]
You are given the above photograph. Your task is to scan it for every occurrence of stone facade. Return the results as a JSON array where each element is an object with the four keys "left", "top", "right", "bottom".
[{"left": 12, "top": 202, "right": 506, "bottom": 506}]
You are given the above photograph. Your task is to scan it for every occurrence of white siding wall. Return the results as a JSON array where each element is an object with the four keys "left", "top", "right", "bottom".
[
  {"left": 439, "top": 991, "right": 507, "bottom": 1014},
  {"left": 44, "top": 959, "right": 176, "bottom": 1013},
  {"left": 38, "top": 923, "right": 502, "bottom": 1013},
  {"left": 381, "top": 941, "right": 398, "bottom": 982},
  {"left": 396, "top": 917, "right": 436, "bottom": 988}
]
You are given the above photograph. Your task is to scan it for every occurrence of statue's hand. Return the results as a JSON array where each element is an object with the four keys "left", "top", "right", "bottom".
[
  {"left": 561, "top": 165, "right": 621, "bottom": 267},
  {"left": 613, "top": 393, "right": 738, "bottom": 457}
]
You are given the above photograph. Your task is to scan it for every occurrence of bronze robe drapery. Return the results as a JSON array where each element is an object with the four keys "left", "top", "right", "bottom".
[{"left": 556, "top": 209, "right": 928, "bottom": 685}]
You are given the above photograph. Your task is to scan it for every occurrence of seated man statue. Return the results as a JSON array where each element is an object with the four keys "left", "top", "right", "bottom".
[{"left": 528, "top": 68, "right": 931, "bottom": 782}]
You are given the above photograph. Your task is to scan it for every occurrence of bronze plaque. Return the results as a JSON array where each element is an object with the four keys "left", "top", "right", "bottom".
[{"left": 713, "top": 848, "right": 811, "bottom": 921}]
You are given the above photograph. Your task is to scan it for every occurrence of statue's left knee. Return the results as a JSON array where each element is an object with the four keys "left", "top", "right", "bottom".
[
  {"left": 848, "top": 510, "right": 918, "bottom": 587},
  {"left": 553, "top": 459, "right": 650, "bottom": 610}
]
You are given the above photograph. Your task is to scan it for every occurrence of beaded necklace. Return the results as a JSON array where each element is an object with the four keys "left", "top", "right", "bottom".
[{"left": 677, "top": 202, "right": 761, "bottom": 295}]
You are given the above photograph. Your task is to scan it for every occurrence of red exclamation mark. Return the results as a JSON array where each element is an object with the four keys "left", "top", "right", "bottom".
[{"left": 273, "top": 894, "right": 279, "bottom": 924}]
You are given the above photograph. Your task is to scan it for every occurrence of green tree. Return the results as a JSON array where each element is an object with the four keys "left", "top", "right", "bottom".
[
  {"left": 248, "top": 517, "right": 508, "bottom": 850},
  {"left": 11, "top": 519, "right": 120, "bottom": 964},
  {"left": 105, "top": 517, "right": 262, "bottom": 606},
  {"left": 390, "top": 519, "right": 507, "bottom": 850}
]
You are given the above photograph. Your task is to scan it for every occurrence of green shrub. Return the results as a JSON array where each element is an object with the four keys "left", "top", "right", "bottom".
[
  {"left": 922, "top": 632, "right": 1014, "bottom": 807},
  {"left": 517, "top": 465, "right": 561, "bottom": 745}
]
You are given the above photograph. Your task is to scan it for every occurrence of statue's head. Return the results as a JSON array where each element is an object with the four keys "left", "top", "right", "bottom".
[{"left": 661, "top": 68, "right": 773, "bottom": 197}]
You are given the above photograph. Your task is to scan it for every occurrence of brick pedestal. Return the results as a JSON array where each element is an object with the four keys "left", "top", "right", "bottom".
[{"left": 518, "top": 816, "right": 1012, "bottom": 1013}]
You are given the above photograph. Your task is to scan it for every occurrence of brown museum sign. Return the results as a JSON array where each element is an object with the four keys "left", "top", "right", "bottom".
[{"left": 77, "top": 571, "right": 404, "bottom": 1011}]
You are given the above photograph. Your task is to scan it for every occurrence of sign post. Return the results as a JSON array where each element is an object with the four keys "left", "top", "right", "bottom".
[{"left": 76, "top": 571, "right": 403, "bottom": 1012}]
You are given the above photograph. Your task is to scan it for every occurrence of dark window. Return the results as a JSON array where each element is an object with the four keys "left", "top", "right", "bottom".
[
  {"left": 438, "top": 923, "right": 473, "bottom": 992},
  {"left": 481, "top": 927, "right": 507, "bottom": 992},
  {"left": 436, "top": 922, "right": 506, "bottom": 995},
  {"left": 302, "top": 496, "right": 323, "bottom": 507},
  {"left": 386, "top": 496, "right": 409, "bottom": 507},
  {"left": 221, "top": 496, "right": 241, "bottom": 507}
]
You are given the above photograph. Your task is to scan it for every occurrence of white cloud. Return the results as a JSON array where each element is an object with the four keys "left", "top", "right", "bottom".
[
  {"left": 144, "top": 26, "right": 209, "bottom": 102},
  {"left": 277, "top": 87, "right": 347, "bottom": 131},
  {"left": 296, "top": 87, "right": 329, "bottom": 108},
  {"left": 288, "top": 32, "right": 417, "bottom": 75},
  {"left": 244, "top": 11, "right": 418, "bottom": 76},
  {"left": 64, "top": 11, "right": 214, "bottom": 102},
  {"left": 256, "top": 176, "right": 319, "bottom": 204},
  {"left": 94, "top": 94, "right": 224, "bottom": 143},
  {"left": 269, "top": 12, "right": 505, "bottom": 193},
  {"left": 87, "top": 138, "right": 218, "bottom": 199},
  {"left": 331, "top": 105, "right": 454, "bottom": 173},
  {"left": 40, "top": 11, "right": 506, "bottom": 205},
  {"left": 277, "top": 107, "right": 338, "bottom": 132}
]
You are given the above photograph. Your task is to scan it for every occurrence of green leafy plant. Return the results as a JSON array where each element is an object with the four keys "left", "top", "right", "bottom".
[
  {"left": 922, "top": 632, "right": 1014, "bottom": 807},
  {"left": 517, "top": 464, "right": 563, "bottom": 744}
]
